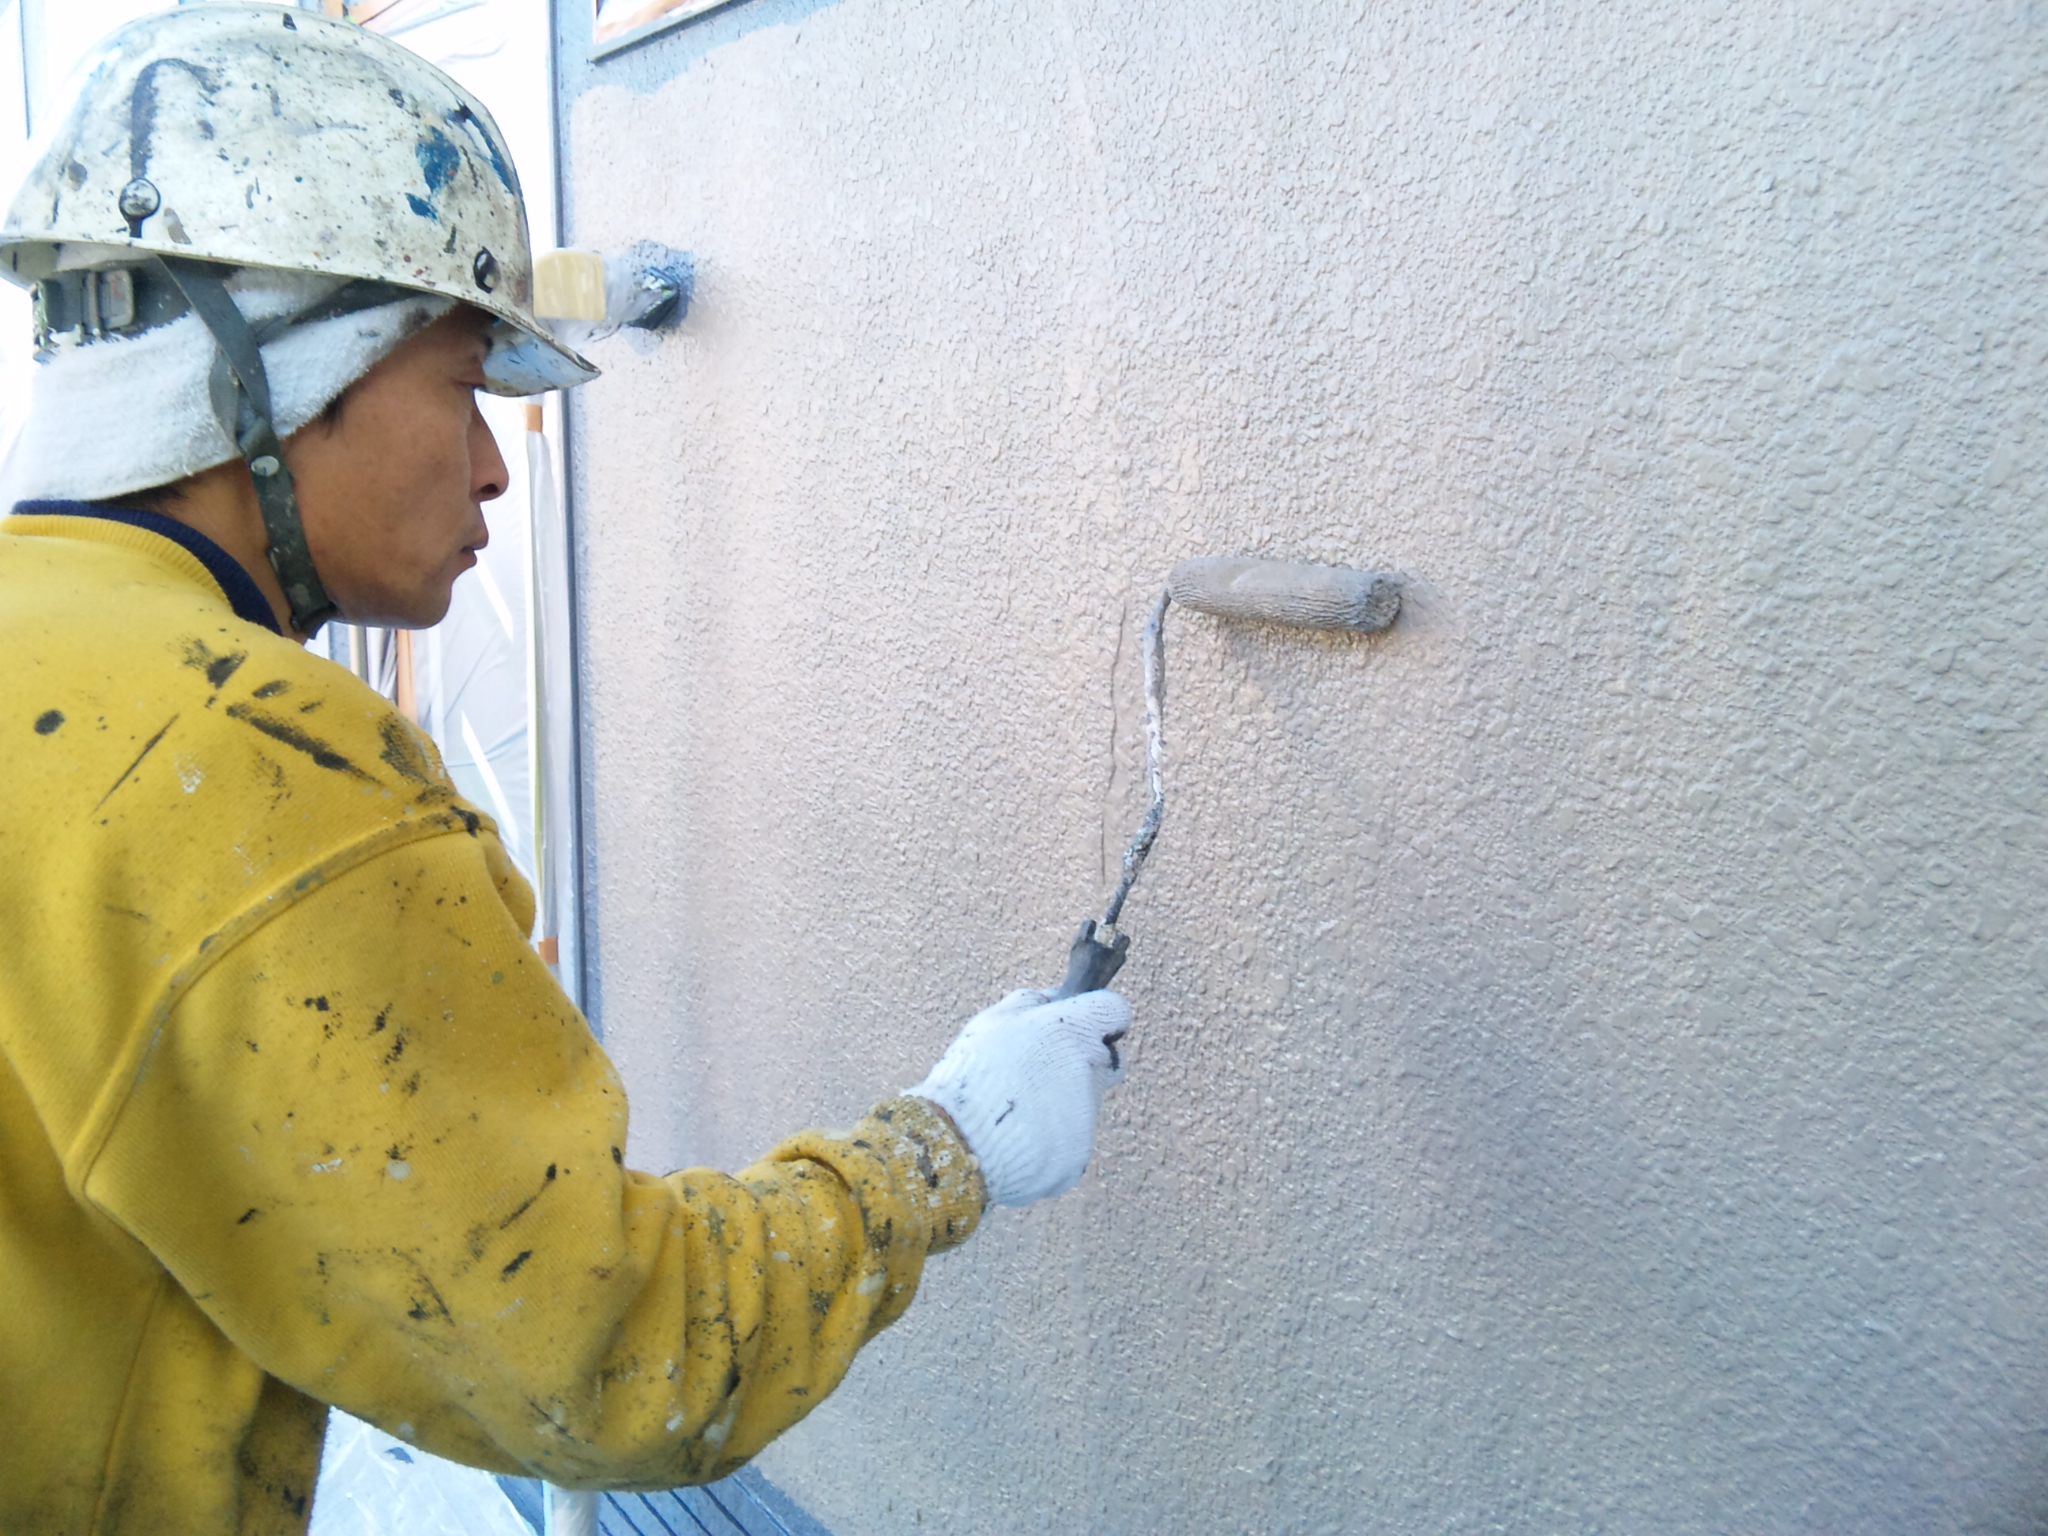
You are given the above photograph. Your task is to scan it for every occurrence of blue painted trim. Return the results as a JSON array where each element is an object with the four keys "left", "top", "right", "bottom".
[
  {"left": 601, "top": 1466, "right": 832, "bottom": 1536},
  {"left": 558, "top": 0, "right": 845, "bottom": 102},
  {"left": 493, "top": 1473, "right": 546, "bottom": 1533},
  {"left": 730, "top": 1468, "right": 835, "bottom": 1536},
  {"left": 591, "top": 0, "right": 747, "bottom": 63}
]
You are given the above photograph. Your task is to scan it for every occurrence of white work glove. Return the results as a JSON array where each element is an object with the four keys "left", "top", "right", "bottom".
[{"left": 909, "top": 986, "right": 1131, "bottom": 1208}]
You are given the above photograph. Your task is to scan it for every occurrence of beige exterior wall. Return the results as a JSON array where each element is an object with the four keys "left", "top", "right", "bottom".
[{"left": 555, "top": 3, "right": 2046, "bottom": 1531}]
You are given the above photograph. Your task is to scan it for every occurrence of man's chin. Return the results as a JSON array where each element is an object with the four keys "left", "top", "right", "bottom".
[
  {"left": 417, "top": 584, "right": 457, "bottom": 628},
  {"left": 338, "top": 587, "right": 454, "bottom": 632}
]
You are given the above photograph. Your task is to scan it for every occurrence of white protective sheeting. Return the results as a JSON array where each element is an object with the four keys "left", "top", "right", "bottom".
[{"left": 312, "top": 1413, "right": 536, "bottom": 1536}]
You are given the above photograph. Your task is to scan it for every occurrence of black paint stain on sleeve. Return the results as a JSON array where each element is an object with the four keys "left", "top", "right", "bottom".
[
  {"left": 34, "top": 710, "right": 64, "bottom": 735},
  {"left": 525, "top": 1398, "right": 574, "bottom": 1439},
  {"left": 91, "top": 714, "right": 180, "bottom": 814},
  {"left": 237, "top": 1208, "right": 261, "bottom": 1225},
  {"left": 301, "top": 996, "right": 342, "bottom": 1040},
  {"left": 494, "top": 1164, "right": 560, "bottom": 1232},
  {"left": 379, "top": 718, "right": 437, "bottom": 785},
  {"left": 182, "top": 639, "right": 247, "bottom": 692},
  {"left": 495, "top": 1192, "right": 539, "bottom": 1231},
  {"left": 440, "top": 805, "right": 481, "bottom": 837},
  {"left": 224, "top": 703, "right": 371, "bottom": 780},
  {"left": 252, "top": 754, "right": 291, "bottom": 811},
  {"left": 500, "top": 1250, "right": 533, "bottom": 1280},
  {"left": 390, "top": 1249, "right": 454, "bottom": 1325},
  {"left": 252, "top": 680, "right": 291, "bottom": 699}
]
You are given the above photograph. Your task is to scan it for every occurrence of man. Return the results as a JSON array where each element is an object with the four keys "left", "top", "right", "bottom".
[{"left": 0, "top": 8, "right": 1132, "bottom": 1532}]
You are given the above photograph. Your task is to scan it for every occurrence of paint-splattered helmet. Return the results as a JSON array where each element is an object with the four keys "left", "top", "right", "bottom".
[{"left": 0, "top": 2, "right": 594, "bottom": 396}]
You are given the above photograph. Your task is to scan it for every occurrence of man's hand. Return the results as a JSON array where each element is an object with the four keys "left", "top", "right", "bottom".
[{"left": 909, "top": 987, "right": 1131, "bottom": 1207}]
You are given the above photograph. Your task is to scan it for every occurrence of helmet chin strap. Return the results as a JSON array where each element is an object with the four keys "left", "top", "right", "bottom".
[{"left": 151, "top": 256, "right": 339, "bottom": 634}]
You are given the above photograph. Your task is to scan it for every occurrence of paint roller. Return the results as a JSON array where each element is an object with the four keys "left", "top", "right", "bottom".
[{"left": 1048, "top": 556, "right": 1402, "bottom": 999}]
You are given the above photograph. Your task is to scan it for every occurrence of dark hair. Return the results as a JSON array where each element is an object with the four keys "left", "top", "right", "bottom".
[{"left": 94, "top": 482, "right": 185, "bottom": 516}]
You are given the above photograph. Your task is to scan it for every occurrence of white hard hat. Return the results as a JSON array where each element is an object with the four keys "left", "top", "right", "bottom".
[
  {"left": 0, "top": 2, "right": 594, "bottom": 396},
  {"left": 0, "top": 4, "right": 596, "bottom": 632}
]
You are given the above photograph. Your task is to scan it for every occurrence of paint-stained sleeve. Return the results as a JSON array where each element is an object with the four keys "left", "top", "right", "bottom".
[{"left": 79, "top": 827, "right": 986, "bottom": 1489}]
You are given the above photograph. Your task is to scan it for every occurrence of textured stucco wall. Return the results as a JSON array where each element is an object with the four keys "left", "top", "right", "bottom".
[{"left": 554, "top": 4, "right": 2046, "bottom": 1531}]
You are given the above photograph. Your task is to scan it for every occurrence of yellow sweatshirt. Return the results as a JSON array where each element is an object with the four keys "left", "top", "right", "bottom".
[{"left": 0, "top": 511, "right": 985, "bottom": 1535}]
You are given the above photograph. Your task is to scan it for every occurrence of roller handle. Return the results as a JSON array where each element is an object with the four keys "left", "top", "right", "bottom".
[{"left": 1050, "top": 918, "right": 1131, "bottom": 1000}]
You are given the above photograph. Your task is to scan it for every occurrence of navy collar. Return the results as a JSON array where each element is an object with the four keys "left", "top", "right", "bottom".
[{"left": 12, "top": 500, "right": 284, "bottom": 636}]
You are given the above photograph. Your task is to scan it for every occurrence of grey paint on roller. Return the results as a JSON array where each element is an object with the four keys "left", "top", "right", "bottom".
[
  {"left": 1167, "top": 555, "right": 1401, "bottom": 634},
  {"left": 555, "top": 2, "right": 2047, "bottom": 1532}
]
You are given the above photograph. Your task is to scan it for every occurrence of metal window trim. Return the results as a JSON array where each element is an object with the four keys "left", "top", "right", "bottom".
[{"left": 589, "top": 0, "right": 744, "bottom": 61}]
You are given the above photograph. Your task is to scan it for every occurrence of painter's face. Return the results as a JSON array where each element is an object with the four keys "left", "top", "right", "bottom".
[{"left": 286, "top": 308, "right": 509, "bottom": 631}]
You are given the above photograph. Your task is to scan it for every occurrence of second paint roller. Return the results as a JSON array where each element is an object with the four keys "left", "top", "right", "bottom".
[{"left": 1050, "top": 556, "right": 1402, "bottom": 1000}]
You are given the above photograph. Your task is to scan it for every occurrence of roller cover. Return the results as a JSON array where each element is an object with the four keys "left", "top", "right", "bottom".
[{"left": 1166, "top": 556, "right": 1400, "bottom": 633}]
